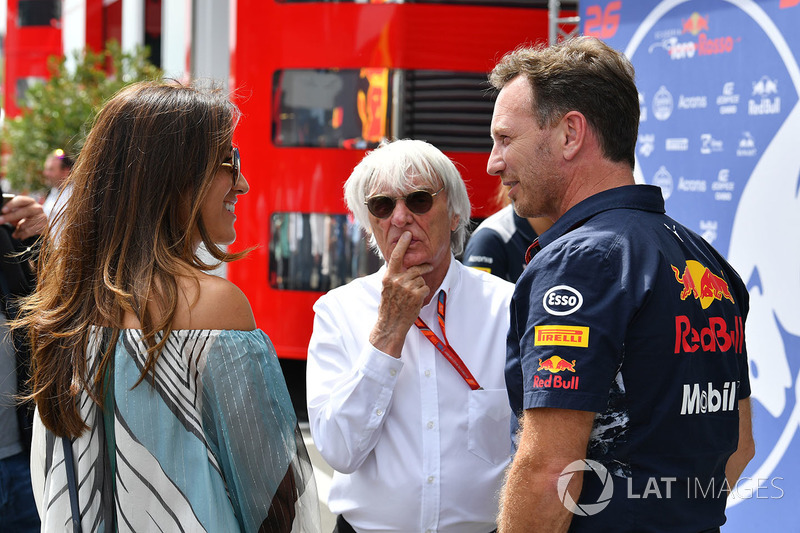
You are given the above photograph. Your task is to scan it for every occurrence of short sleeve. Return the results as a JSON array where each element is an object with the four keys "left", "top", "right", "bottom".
[{"left": 514, "top": 241, "right": 633, "bottom": 414}]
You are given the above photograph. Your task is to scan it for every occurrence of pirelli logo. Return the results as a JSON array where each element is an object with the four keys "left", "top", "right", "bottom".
[{"left": 534, "top": 325, "right": 589, "bottom": 347}]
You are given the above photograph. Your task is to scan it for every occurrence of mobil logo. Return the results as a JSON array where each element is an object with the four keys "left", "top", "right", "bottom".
[
  {"left": 681, "top": 381, "right": 738, "bottom": 415},
  {"left": 671, "top": 260, "right": 735, "bottom": 309}
]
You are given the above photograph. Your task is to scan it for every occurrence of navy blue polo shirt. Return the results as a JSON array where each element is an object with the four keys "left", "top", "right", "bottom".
[
  {"left": 506, "top": 185, "right": 750, "bottom": 532},
  {"left": 463, "top": 205, "right": 537, "bottom": 283}
]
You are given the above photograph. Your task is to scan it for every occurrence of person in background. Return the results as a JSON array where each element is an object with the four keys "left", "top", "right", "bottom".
[
  {"left": 307, "top": 139, "right": 514, "bottom": 533},
  {"left": 0, "top": 192, "right": 47, "bottom": 532},
  {"left": 15, "top": 81, "right": 319, "bottom": 532},
  {"left": 40, "top": 149, "right": 74, "bottom": 219},
  {"left": 463, "top": 183, "right": 552, "bottom": 282},
  {"left": 488, "top": 37, "right": 753, "bottom": 532}
]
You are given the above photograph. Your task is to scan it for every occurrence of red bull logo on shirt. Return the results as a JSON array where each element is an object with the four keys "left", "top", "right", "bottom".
[
  {"left": 534, "top": 356, "right": 580, "bottom": 390},
  {"left": 675, "top": 315, "right": 744, "bottom": 354},
  {"left": 671, "top": 260, "right": 735, "bottom": 309},
  {"left": 537, "top": 355, "right": 577, "bottom": 373}
]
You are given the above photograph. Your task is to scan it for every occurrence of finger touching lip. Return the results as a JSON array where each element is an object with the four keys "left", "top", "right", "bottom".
[{"left": 392, "top": 234, "right": 419, "bottom": 246}]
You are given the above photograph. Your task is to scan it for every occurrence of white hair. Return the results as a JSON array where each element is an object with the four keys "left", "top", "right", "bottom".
[{"left": 344, "top": 139, "right": 471, "bottom": 257}]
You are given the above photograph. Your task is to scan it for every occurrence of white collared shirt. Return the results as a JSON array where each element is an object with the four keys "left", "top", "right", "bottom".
[
  {"left": 308, "top": 257, "right": 514, "bottom": 533},
  {"left": 41, "top": 184, "right": 73, "bottom": 244},
  {"left": 41, "top": 184, "right": 72, "bottom": 219}
]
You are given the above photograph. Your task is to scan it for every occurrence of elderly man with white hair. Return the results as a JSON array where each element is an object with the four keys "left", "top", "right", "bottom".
[{"left": 308, "top": 139, "right": 514, "bottom": 533}]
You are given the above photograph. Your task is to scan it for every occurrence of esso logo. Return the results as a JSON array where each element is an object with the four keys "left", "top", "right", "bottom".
[{"left": 543, "top": 285, "right": 583, "bottom": 316}]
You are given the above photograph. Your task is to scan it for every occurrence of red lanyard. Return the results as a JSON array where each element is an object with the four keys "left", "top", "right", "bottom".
[{"left": 414, "top": 291, "right": 482, "bottom": 390}]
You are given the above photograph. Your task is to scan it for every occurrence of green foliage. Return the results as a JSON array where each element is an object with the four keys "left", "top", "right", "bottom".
[{"left": 3, "top": 41, "right": 162, "bottom": 192}]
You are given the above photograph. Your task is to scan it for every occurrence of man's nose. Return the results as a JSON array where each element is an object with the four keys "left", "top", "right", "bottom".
[
  {"left": 390, "top": 199, "right": 414, "bottom": 226},
  {"left": 487, "top": 144, "right": 505, "bottom": 176}
]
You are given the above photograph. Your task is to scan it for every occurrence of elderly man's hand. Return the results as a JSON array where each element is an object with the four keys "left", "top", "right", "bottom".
[
  {"left": 0, "top": 195, "right": 48, "bottom": 241},
  {"left": 369, "top": 231, "right": 434, "bottom": 358}
]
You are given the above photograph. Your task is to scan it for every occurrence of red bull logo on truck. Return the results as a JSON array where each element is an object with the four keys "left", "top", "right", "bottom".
[{"left": 671, "top": 260, "right": 735, "bottom": 309}]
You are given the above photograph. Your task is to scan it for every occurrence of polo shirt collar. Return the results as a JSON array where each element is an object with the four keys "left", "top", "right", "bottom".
[{"left": 527, "top": 185, "right": 665, "bottom": 261}]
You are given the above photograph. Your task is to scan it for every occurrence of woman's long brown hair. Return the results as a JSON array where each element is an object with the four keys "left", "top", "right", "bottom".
[{"left": 13, "top": 81, "right": 246, "bottom": 438}]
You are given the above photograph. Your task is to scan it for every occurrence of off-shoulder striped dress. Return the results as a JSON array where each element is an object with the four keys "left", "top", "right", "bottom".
[{"left": 31, "top": 328, "right": 319, "bottom": 532}]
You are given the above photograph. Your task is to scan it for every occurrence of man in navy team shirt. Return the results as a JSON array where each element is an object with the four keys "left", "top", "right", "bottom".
[{"left": 487, "top": 37, "right": 754, "bottom": 532}]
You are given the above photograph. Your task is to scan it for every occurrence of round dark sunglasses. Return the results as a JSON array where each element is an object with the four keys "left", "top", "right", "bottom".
[
  {"left": 220, "top": 147, "right": 241, "bottom": 189},
  {"left": 364, "top": 186, "right": 445, "bottom": 219}
]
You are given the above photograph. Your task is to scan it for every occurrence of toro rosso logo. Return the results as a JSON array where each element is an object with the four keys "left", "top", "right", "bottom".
[
  {"left": 682, "top": 13, "right": 709, "bottom": 36},
  {"left": 543, "top": 285, "right": 583, "bottom": 316},
  {"left": 648, "top": 13, "right": 737, "bottom": 60},
  {"left": 671, "top": 260, "right": 734, "bottom": 309}
]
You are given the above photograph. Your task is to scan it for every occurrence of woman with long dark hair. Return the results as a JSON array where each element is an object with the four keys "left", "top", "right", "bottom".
[{"left": 15, "top": 81, "right": 318, "bottom": 532}]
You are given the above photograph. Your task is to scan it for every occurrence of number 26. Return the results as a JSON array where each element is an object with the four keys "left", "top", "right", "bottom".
[{"left": 584, "top": 1, "right": 621, "bottom": 39}]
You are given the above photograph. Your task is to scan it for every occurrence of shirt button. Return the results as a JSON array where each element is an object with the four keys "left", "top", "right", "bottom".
[
  {"left": 390, "top": 369, "right": 397, "bottom": 377},
  {"left": 425, "top": 370, "right": 431, "bottom": 377},
  {"left": 427, "top": 421, "right": 434, "bottom": 429},
  {"left": 427, "top": 476, "right": 434, "bottom": 484},
  {"left": 376, "top": 409, "right": 383, "bottom": 416}
]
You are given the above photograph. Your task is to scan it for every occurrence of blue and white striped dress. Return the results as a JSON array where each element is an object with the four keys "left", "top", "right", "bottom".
[{"left": 31, "top": 328, "right": 319, "bottom": 532}]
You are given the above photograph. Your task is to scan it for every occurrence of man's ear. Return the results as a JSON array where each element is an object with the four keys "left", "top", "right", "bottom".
[
  {"left": 451, "top": 214, "right": 460, "bottom": 232},
  {"left": 560, "top": 111, "right": 587, "bottom": 161}
]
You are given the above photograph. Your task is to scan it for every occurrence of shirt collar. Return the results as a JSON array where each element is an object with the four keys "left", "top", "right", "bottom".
[
  {"left": 427, "top": 253, "right": 460, "bottom": 307},
  {"left": 528, "top": 185, "right": 665, "bottom": 261}
]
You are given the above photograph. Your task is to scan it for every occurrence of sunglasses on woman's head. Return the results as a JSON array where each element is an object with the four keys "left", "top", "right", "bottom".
[
  {"left": 220, "top": 147, "right": 241, "bottom": 189},
  {"left": 364, "top": 186, "right": 445, "bottom": 219}
]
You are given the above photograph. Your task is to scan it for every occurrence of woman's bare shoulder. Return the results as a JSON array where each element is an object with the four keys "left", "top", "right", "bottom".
[{"left": 173, "top": 273, "right": 257, "bottom": 331}]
